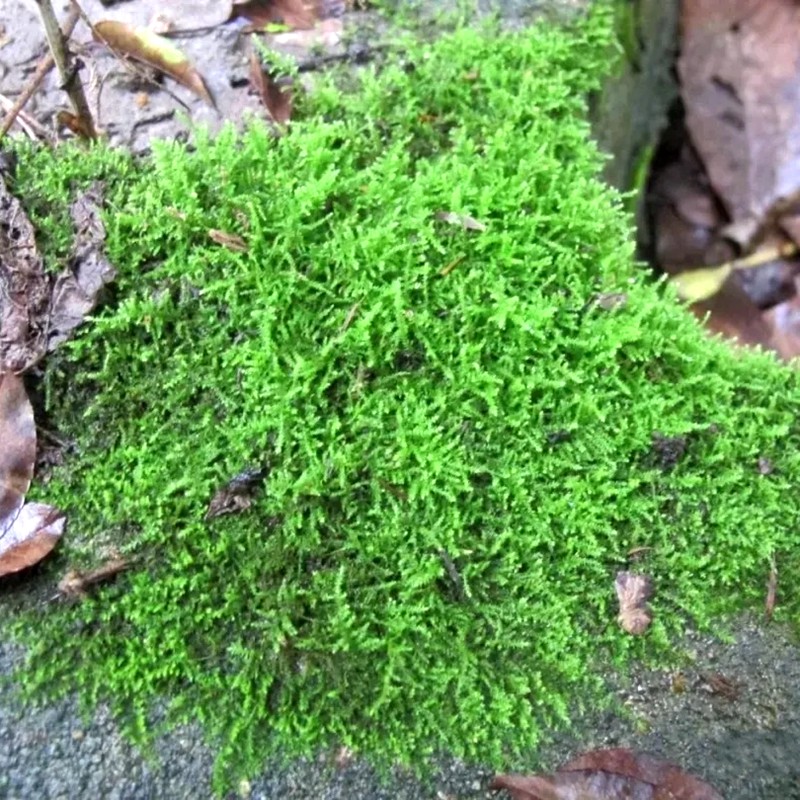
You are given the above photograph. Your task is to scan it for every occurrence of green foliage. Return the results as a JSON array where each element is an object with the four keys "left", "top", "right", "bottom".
[{"left": 6, "top": 8, "right": 800, "bottom": 793}]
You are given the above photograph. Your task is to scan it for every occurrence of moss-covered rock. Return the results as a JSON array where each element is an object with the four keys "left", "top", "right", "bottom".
[{"left": 5, "top": 7, "right": 800, "bottom": 791}]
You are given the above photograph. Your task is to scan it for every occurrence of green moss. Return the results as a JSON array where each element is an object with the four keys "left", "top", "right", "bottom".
[{"left": 5, "top": 7, "right": 800, "bottom": 792}]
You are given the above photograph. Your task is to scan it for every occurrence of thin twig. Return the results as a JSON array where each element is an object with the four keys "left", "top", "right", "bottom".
[
  {"left": 0, "top": 94, "right": 51, "bottom": 140},
  {"left": 32, "top": 0, "right": 96, "bottom": 138},
  {"left": 71, "top": 0, "right": 192, "bottom": 114},
  {"left": 0, "top": 5, "right": 79, "bottom": 140}
]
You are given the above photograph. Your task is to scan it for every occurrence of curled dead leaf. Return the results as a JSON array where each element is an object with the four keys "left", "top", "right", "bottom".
[
  {"left": 0, "top": 502, "right": 64, "bottom": 578},
  {"left": 58, "top": 557, "right": 129, "bottom": 600},
  {"left": 615, "top": 571, "right": 653, "bottom": 635},
  {"left": 93, "top": 21, "right": 216, "bottom": 108},
  {"left": 0, "top": 372, "right": 36, "bottom": 538},
  {"left": 248, "top": 50, "right": 293, "bottom": 125},
  {"left": 208, "top": 229, "right": 248, "bottom": 252},
  {"left": 492, "top": 748, "right": 724, "bottom": 800},
  {"left": 47, "top": 184, "right": 117, "bottom": 353},
  {"left": 206, "top": 466, "right": 269, "bottom": 520}
]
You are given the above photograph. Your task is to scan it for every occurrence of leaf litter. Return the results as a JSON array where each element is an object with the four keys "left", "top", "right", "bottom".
[
  {"left": 492, "top": 748, "right": 723, "bottom": 800},
  {"left": 650, "top": 0, "right": 800, "bottom": 360},
  {"left": 0, "top": 177, "right": 117, "bottom": 578},
  {"left": 92, "top": 21, "right": 217, "bottom": 109},
  {"left": 0, "top": 373, "right": 64, "bottom": 578}
]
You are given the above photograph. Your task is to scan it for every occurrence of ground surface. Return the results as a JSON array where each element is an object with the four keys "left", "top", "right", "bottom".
[
  {"left": 2, "top": 2, "right": 800, "bottom": 799},
  {"left": 2, "top": 617, "right": 800, "bottom": 799}
]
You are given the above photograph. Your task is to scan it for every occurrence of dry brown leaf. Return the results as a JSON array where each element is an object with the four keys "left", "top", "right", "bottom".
[
  {"left": 0, "top": 502, "right": 64, "bottom": 578},
  {"left": 0, "top": 372, "right": 35, "bottom": 538},
  {"left": 691, "top": 275, "right": 774, "bottom": 352},
  {"left": 93, "top": 20, "right": 216, "bottom": 108},
  {"left": 205, "top": 466, "right": 269, "bottom": 520},
  {"left": 47, "top": 184, "right": 117, "bottom": 353},
  {"left": 55, "top": 110, "right": 96, "bottom": 140},
  {"left": 0, "top": 175, "right": 49, "bottom": 371},
  {"left": 562, "top": 749, "right": 724, "bottom": 800},
  {"left": 679, "top": 0, "right": 800, "bottom": 239},
  {"left": 491, "top": 770, "right": 658, "bottom": 799},
  {"left": 208, "top": 229, "right": 248, "bottom": 252},
  {"left": 615, "top": 571, "right": 653, "bottom": 635},
  {"left": 763, "top": 288, "right": 800, "bottom": 361},
  {"left": 58, "top": 557, "right": 129, "bottom": 599},
  {"left": 248, "top": 50, "right": 293, "bottom": 125}
]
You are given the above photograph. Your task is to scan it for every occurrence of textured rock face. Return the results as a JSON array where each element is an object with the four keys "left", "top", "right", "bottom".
[{"left": 593, "top": 0, "right": 679, "bottom": 192}]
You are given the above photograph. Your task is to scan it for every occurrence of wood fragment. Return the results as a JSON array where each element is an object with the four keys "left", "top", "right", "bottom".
[{"left": 766, "top": 553, "right": 778, "bottom": 620}]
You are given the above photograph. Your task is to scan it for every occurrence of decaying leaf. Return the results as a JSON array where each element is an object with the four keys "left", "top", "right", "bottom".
[
  {"left": 435, "top": 211, "right": 487, "bottom": 232},
  {"left": 562, "top": 749, "right": 724, "bottom": 799},
  {"left": 615, "top": 571, "right": 653, "bottom": 635},
  {"left": 55, "top": 110, "right": 96, "bottom": 140},
  {"left": 0, "top": 175, "right": 49, "bottom": 371},
  {"left": 93, "top": 21, "right": 216, "bottom": 108},
  {"left": 679, "top": 0, "right": 800, "bottom": 239},
  {"left": 492, "top": 748, "right": 723, "bottom": 800},
  {"left": 670, "top": 242, "right": 798, "bottom": 303},
  {"left": 0, "top": 502, "right": 64, "bottom": 578},
  {"left": 208, "top": 229, "right": 248, "bottom": 252},
  {"left": 205, "top": 466, "right": 269, "bottom": 520},
  {"left": 47, "top": 184, "right": 117, "bottom": 352},
  {"left": 0, "top": 372, "right": 35, "bottom": 537},
  {"left": 248, "top": 50, "right": 293, "bottom": 125},
  {"left": 57, "top": 557, "right": 129, "bottom": 600},
  {"left": 491, "top": 770, "right": 657, "bottom": 799},
  {"left": 700, "top": 672, "right": 741, "bottom": 701}
]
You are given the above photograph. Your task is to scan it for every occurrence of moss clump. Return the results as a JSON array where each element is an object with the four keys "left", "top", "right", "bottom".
[{"left": 6, "top": 8, "right": 800, "bottom": 792}]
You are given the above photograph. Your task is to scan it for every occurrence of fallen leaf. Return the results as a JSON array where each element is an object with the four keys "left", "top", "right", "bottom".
[
  {"left": 58, "top": 556, "right": 129, "bottom": 599},
  {"left": 700, "top": 672, "right": 741, "bottom": 701},
  {"left": 763, "top": 287, "right": 800, "bottom": 361},
  {"left": 615, "top": 571, "right": 653, "bottom": 635},
  {"left": 490, "top": 770, "right": 659, "bottom": 800},
  {"left": 0, "top": 501, "right": 64, "bottom": 578},
  {"left": 248, "top": 50, "right": 293, "bottom": 124},
  {"left": 206, "top": 466, "right": 269, "bottom": 520},
  {"left": 208, "top": 229, "right": 248, "bottom": 252},
  {"left": 0, "top": 372, "right": 35, "bottom": 538},
  {"left": 435, "top": 211, "right": 487, "bottom": 232},
  {"left": 93, "top": 20, "right": 216, "bottom": 108},
  {"left": 55, "top": 110, "right": 96, "bottom": 140},
  {"left": 0, "top": 175, "right": 49, "bottom": 371},
  {"left": 690, "top": 274, "right": 774, "bottom": 351},
  {"left": 562, "top": 749, "right": 724, "bottom": 800},
  {"left": 670, "top": 242, "right": 798, "bottom": 303},
  {"left": 679, "top": 0, "right": 800, "bottom": 238},
  {"left": 47, "top": 184, "right": 117, "bottom": 352},
  {"left": 671, "top": 263, "right": 732, "bottom": 303}
]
